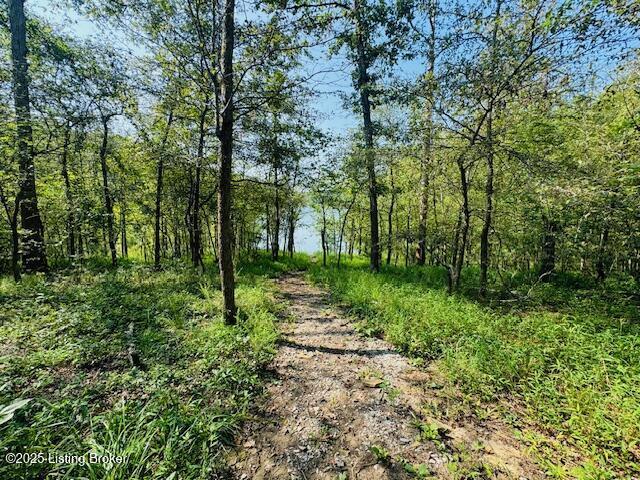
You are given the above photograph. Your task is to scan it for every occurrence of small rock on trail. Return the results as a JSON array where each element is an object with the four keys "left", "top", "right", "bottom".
[{"left": 228, "top": 273, "right": 540, "bottom": 479}]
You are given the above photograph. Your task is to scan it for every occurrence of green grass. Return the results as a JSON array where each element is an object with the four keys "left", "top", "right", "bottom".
[
  {"left": 4, "top": 251, "right": 638, "bottom": 478},
  {"left": 307, "top": 258, "right": 640, "bottom": 479},
  {"left": 0, "top": 255, "right": 297, "bottom": 479}
]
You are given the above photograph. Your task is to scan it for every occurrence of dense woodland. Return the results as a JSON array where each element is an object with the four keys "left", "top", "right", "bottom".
[
  {"left": 1, "top": 0, "right": 639, "bottom": 293},
  {"left": 1, "top": 0, "right": 640, "bottom": 478}
]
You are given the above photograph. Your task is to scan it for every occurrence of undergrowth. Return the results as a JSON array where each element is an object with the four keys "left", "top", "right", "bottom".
[
  {"left": 307, "top": 258, "right": 640, "bottom": 479},
  {"left": 0, "top": 256, "right": 297, "bottom": 479}
]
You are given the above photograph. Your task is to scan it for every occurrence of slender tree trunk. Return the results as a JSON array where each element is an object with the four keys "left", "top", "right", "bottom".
[
  {"left": 9, "top": 0, "right": 47, "bottom": 273},
  {"left": 405, "top": 208, "right": 410, "bottom": 267},
  {"left": 355, "top": 2, "right": 380, "bottom": 272},
  {"left": 99, "top": 116, "right": 117, "bottom": 267},
  {"left": 120, "top": 206, "right": 128, "bottom": 257},
  {"left": 479, "top": 0, "right": 501, "bottom": 297},
  {"left": 10, "top": 206, "right": 20, "bottom": 281},
  {"left": 217, "top": 0, "right": 237, "bottom": 325},
  {"left": 386, "top": 165, "right": 395, "bottom": 266},
  {"left": 394, "top": 203, "right": 400, "bottom": 266},
  {"left": 337, "top": 194, "right": 357, "bottom": 267},
  {"left": 272, "top": 165, "right": 280, "bottom": 260},
  {"left": 173, "top": 221, "right": 181, "bottom": 258},
  {"left": 154, "top": 109, "right": 174, "bottom": 269},
  {"left": 417, "top": 169, "right": 429, "bottom": 266},
  {"left": 540, "top": 214, "right": 557, "bottom": 280},
  {"left": 348, "top": 216, "right": 355, "bottom": 258},
  {"left": 186, "top": 180, "right": 194, "bottom": 257},
  {"left": 153, "top": 160, "right": 163, "bottom": 267},
  {"left": 453, "top": 159, "right": 470, "bottom": 290},
  {"left": 321, "top": 203, "right": 327, "bottom": 266},
  {"left": 265, "top": 203, "right": 271, "bottom": 251},
  {"left": 321, "top": 227, "right": 327, "bottom": 266},
  {"left": 282, "top": 216, "right": 288, "bottom": 256},
  {"left": 417, "top": 1, "right": 436, "bottom": 266},
  {"left": 596, "top": 226, "right": 610, "bottom": 282},
  {"left": 77, "top": 223, "right": 84, "bottom": 259},
  {"left": 451, "top": 209, "right": 461, "bottom": 268},
  {"left": 0, "top": 186, "right": 21, "bottom": 281},
  {"left": 287, "top": 208, "right": 296, "bottom": 257},
  {"left": 60, "top": 126, "right": 75, "bottom": 259},
  {"left": 479, "top": 110, "right": 494, "bottom": 297},
  {"left": 192, "top": 107, "right": 207, "bottom": 270}
]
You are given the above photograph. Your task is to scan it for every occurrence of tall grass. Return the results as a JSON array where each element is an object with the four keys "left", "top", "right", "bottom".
[
  {"left": 0, "top": 258, "right": 291, "bottom": 479},
  {"left": 307, "top": 261, "right": 640, "bottom": 478}
]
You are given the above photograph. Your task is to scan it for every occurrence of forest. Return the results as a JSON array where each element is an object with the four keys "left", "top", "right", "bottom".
[{"left": 1, "top": 0, "right": 639, "bottom": 479}]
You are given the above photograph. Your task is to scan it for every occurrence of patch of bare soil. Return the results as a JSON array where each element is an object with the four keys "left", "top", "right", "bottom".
[{"left": 228, "top": 273, "right": 542, "bottom": 479}]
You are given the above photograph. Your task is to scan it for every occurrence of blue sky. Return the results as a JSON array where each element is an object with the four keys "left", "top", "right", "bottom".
[
  {"left": 28, "top": 0, "right": 633, "bottom": 253},
  {"left": 31, "top": 0, "right": 359, "bottom": 252}
]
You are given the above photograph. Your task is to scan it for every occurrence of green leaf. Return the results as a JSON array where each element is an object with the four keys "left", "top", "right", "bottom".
[{"left": 0, "top": 398, "right": 32, "bottom": 425}]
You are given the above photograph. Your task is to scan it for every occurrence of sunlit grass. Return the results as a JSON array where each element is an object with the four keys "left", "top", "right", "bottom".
[
  {"left": 307, "top": 259, "right": 640, "bottom": 478},
  {"left": 0, "top": 257, "right": 294, "bottom": 479}
]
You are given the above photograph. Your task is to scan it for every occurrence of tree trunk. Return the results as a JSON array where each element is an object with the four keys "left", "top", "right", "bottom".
[
  {"left": 386, "top": 165, "right": 395, "bottom": 266},
  {"left": 287, "top": 208, "right": 296, "bottom": 257},
  {"left": 348, "top": 216, "right": 355, "bottom": 259},
  {"left": 337, "top": 194, "right": 357, "bottom": 267},
  {"left": 60, "top": 126, "right": 75, "bottom": 259},
  {"left": 417, "top": 169, "right": 429, "bottom": 266},
  {"left": 217, "top": 0, "right": 237, "bottom": 325},
  {"left": 9, "top": 0, "right": 47, "bottom": 273},
  {"left": 321, "top": 204, "right": 327, "bottom": 267},
  {"left": 99, "top": 116, "right": 117, "bottom": 267},
  {"left": 154, "top": 109, "right": 174, "bottom": 269},
  {"left": 192, "top": 106, "right": 207, "bottom": 270},
  {"left": 265, "top": 202, "right": 271, "bottom": 251},
  {"left": 77, "top": 223, "right": 84, "bottom": 259},
  {"left": 479, "top": 110, "right": 494, "bottom": 297},
  {"left": 355, "top": 1, "right": 380, "bottom": 272},
  {"left": 405, "top": 208, "right": 410, "bottom": 267},
  {"left": 417, "top": 1, "right": 436, "bottom": 266},
  {"left": 596, "top": 227, "right": 610, "bottom": 282},
  {"left": 272, "top": 165, "right": 280, "bottom": 260},
  {"left": 453, "top": 159, "right": 470, "bottom": 290},
  {"left": 479, "top": 0, "right": 501, "bottom": 297},
  {"left": 0, "top": 185, "right": 21, "bottom": 281},
  {"left": 120, "top": 205, "right": 128, "bottom": 257},
  {"left": 10, "top": 205, "right": 20, "bottom": 281},
  {"left": 540, "top": 214, "right": 557, "bottom": 280}
]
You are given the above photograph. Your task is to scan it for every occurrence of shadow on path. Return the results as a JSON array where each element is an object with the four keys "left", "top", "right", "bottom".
[{"left": 278, "top": 338, "right": 395, "bottom": 357}]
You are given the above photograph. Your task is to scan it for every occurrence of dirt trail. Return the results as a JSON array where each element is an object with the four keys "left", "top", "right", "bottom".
[{"left": 229, "top": 273, "right": 540, "bottom": 479}]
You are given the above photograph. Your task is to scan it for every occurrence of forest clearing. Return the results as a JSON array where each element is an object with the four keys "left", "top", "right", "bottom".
[{"left": 1, "top": 0, "right": 639, "bottom": 478}]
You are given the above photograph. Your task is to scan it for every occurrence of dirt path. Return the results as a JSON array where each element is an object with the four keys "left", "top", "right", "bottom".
[{"left": 229, "top": 273, "right": 540, "bottom": 479}]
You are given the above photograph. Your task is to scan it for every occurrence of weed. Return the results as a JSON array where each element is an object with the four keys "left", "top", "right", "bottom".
[
  {"left": 413, "top": 420, "right": 443, "bottom": 442},
  {"left": 0, "top": 257, "right": 299, "bottom": 479},
  {"left": 370, "top": 444, "right": 391, "bottom": 463},
  {"left": 307, "top": 260, "right": 640, "bottom": 476}
]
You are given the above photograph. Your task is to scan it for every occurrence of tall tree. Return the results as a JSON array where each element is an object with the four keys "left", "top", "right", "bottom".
[
  {"left": 8, "top": 0, "right": 48, "bottom": 273},
  {"left": 153, "top": 107, "right": 174, "bottom": 269},
  {"left": 290, "top": 0, "right": 407, "bottom": 272},
  {"left": 216, "top": 0, "right": 237, "bottom": 325}
]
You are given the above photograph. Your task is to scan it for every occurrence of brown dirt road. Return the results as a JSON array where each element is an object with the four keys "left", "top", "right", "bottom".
[{"left": 228, "top": 273, "right": 540, "bottom": 480}]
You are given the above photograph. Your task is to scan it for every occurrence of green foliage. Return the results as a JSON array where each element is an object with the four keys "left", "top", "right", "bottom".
[
  {"left": 308, "top": 261, "right": 640, "bottom": 477},
  {"left": 0, "top": 260, "right": 287, "bottom": 479},
  {"left": 401, "top": 461, "right": 431, "bottom": 479},
  {"left": 413, "top": 420, "right": 443, "bottom": 442},
  {"left": 369, "top": 444, "right": 391, "bottom": 463}
]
